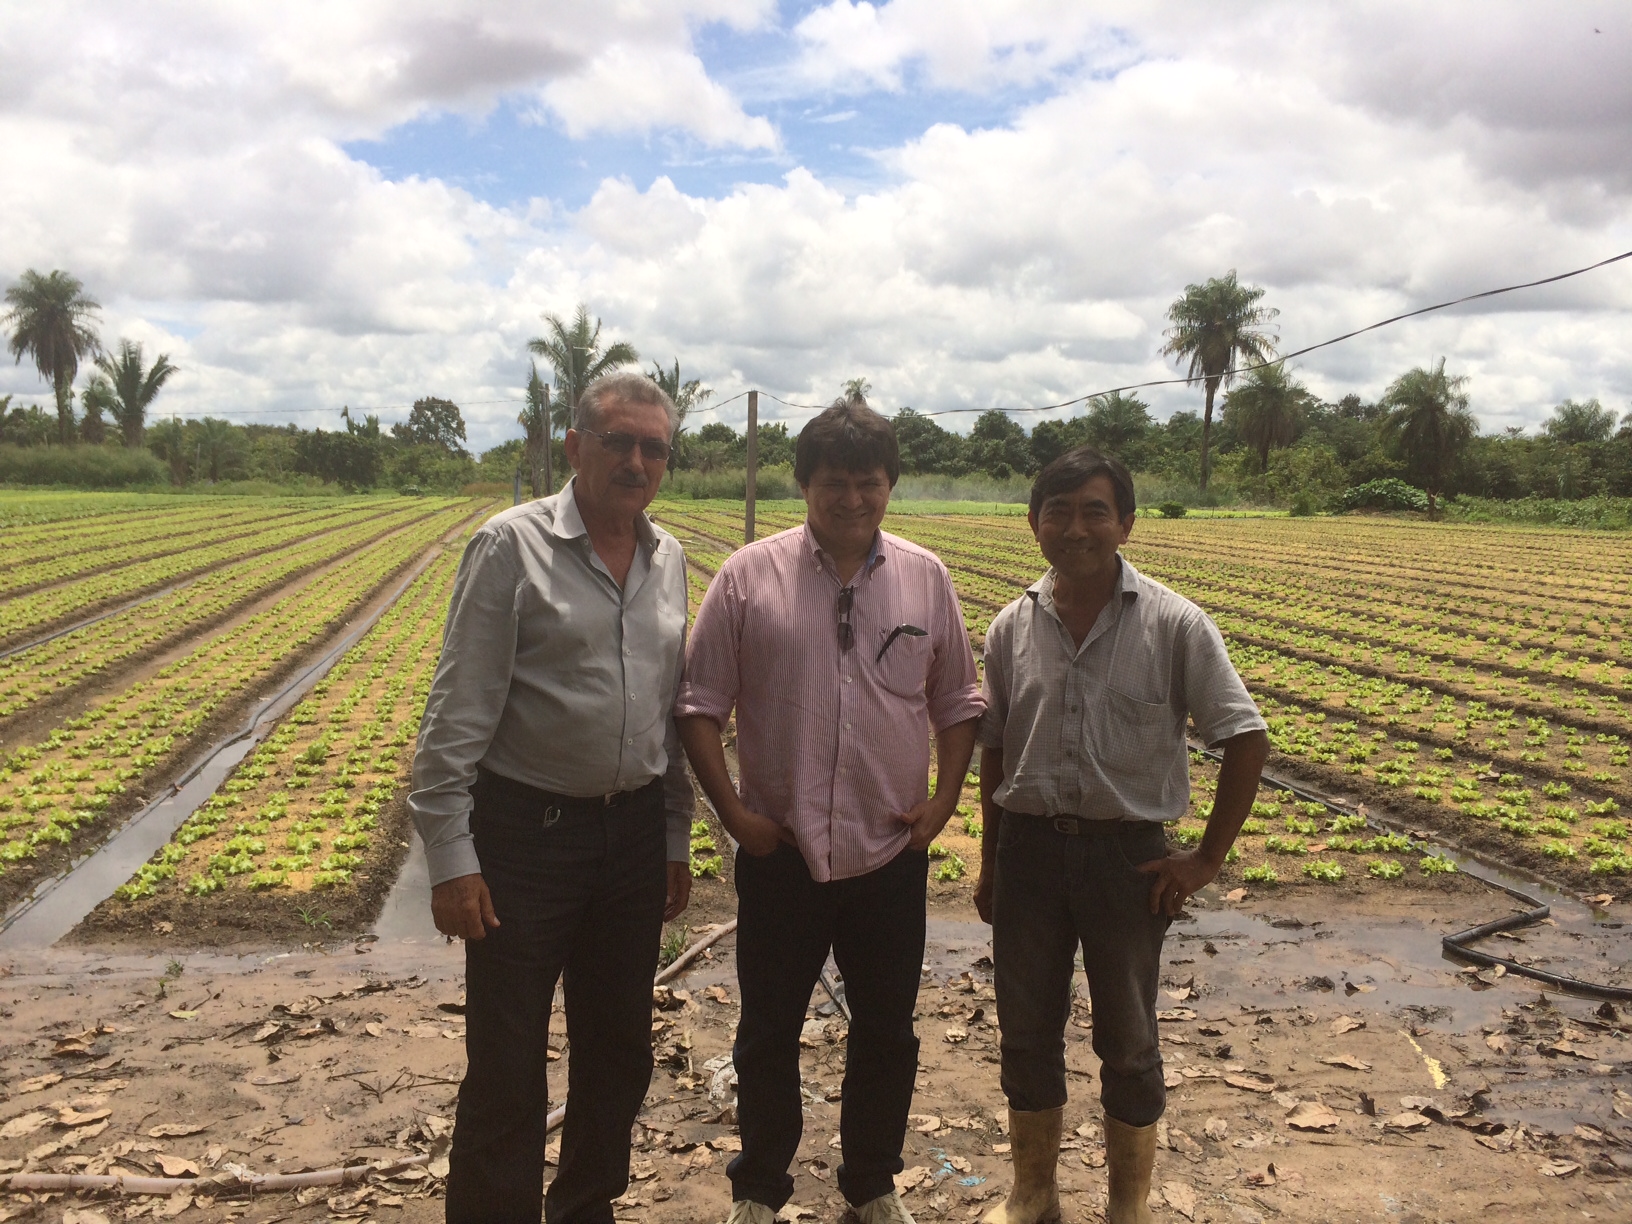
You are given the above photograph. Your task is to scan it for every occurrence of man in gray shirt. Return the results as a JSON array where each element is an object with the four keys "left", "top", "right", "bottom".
[
  {"left": 974, "top": 447, "right": 1268, "bottom": 1224},
  {"left": 410, "top": 371, "right": 693, "bottom": 1224}
]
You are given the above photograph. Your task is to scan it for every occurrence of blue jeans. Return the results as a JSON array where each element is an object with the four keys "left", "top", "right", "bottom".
[
  {"left": 729, "top": 842, "right": 928, "bottom": 1210},
  {"left": 992, "top": 813, "right": 1171, "bottom": 1127}
]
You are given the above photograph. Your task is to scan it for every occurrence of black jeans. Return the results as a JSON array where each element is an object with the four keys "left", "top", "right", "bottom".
[
  {"left": 446, "top": 771, "right": 667, "bottom": 1224},
  {"left": 729, "top": 842, "right": 928, "bottom": 1210},
  {"left": 992, "top": 813, "right": 1171, "bottom": 1127}
]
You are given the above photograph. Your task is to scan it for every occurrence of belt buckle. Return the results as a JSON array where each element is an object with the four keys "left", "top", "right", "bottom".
[
  {"left": 542, "top": 804, "right": 562, "bottom": 827},
  {"left": 1052, "top": 817, "right": 1079, "bottom": 835}
]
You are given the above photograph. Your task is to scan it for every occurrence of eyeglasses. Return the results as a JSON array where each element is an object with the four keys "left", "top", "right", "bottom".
[
  {"left": 836, "top": 586, "right": 855, "bottom": 653},
  {"left": 578, "top": 428, "right": 671, "bottom": 463}
]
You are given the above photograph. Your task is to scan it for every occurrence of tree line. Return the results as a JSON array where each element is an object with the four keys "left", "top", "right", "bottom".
[{"left": 5, "top": 267, "right": 1629, "bottom": 512}]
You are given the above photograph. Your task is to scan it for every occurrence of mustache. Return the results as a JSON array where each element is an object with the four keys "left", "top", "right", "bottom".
[{"left": 611, "top": 473, "right": 649, "bottom": 488}]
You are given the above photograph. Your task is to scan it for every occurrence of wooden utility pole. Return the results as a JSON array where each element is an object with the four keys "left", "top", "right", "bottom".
[{"left": 744, "top": 390, "right": 759, "bottom": 544}]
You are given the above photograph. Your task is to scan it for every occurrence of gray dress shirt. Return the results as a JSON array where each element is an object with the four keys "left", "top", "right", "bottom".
[
  {"left": 979, "top": 556, "right": 1265, "bottom": 822},
  {"left": 409, "top": 481, "right": 692, "bottom": 885}
]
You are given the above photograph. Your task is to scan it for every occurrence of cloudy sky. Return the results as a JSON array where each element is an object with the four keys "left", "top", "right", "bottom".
[{"left": 2, "top": 1, "right": 1629, "bottom": 451}]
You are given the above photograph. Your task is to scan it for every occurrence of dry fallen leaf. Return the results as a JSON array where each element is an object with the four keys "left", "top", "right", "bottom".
[
  {"left": 1080, "top": 1148, "right": 1106, "bottom": 1168},
  {"left": 17, "top": 1073, "right": 61, "bottom": 1094},
  {"left": 1164, "top": 1067, "right": 1184, "bottom": 1089},
  {"left": 1203, "top": 1117, "right": 1228, "bottom": 1141},
  {"left": 250, "top": 1021, "right": 283, "bottom": 1043},
  {"left": 1161, "top": 1181, "right": 1198, "bottom": 1220},
  {"left": 1541, "top": 1159, "right": 1581, "bottom": 1177},
  {"left": 62, "top": 1211, "right": 110, "bottom": 1224},
  {"left": 1382, "top": 1112, "right": 1431, "bottom": 1132},
  {"left": 1485, "top": 1033, "right": 1511, "bottom": 1055},
  {"left": 157, "top": 1191, "right": 193, "bottom": 1219},
  {"left": 894, "top": 1166, "right": 931, "bottom": 1193},
  {"left": 0, "top": 1111, "right": 51, "bottom": 1139},
  {"left": 364, "top": 1021, "right": 384, "bottom": 1038},
  {"left": 1225, "top": 1073, "right": 1277, "bottom": 1094},
  {"left": 1286, "top": 1101, "right": 1341, "bottom": 1132},
  {"left": 147, "top": 1122, "right": 209, "bottom": 1138},
  {"left": 1330, "top": 1016, "right": 1365, "bottom": 1036},
  {"left": 910, "top": 1114, "right": 941, "bottom": 1134},
  {"left": 1225, "top": 888, "right": 1247, "bottom": 902},
  {"left": 943, "top": 1028, "right": 968, "bottom": 1044},
  {"left": 56, "top": 1108, "right": 113, "bottom": 1128},
  {"left": 168, "top": 1010, "right": 199, "bottom": 1020},
  {"left": 1320, "top": 1054, "right": 1372, "bottom": 1071},
  {"left": 155, "top": 1154, "right": 200, "bottom": 1177}
]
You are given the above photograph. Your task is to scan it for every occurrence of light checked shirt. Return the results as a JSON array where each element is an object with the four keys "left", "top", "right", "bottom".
[
  {"left": 409, "top": 481, "right": 692, "bottom": 885},
  {"left": 676, "top": 524, "right": 985, "bottom": 883},
  {"left": 979, "top": 556, "right": 1265, "bottom": 822}
]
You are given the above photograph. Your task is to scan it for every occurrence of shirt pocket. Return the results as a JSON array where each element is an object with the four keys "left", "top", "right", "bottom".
[
  {"left": 874, "top": 631, "right": 933, "bottom": 699},
  {"left": 1093, "top": 686, "right": 1178, "bottom": 776}
]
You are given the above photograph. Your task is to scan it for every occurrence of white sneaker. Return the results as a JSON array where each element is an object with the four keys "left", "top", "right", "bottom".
[
  {"left": 723, "top": 1201, "right": 776, "bottom": 1224},
  {"left": 856, "top": 1192, "right": 917, "bottom": 1224}
]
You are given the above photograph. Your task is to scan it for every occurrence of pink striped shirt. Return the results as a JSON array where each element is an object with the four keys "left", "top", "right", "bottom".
[{"left": 676, "top": 524, "right": 985, "bottom": 882}]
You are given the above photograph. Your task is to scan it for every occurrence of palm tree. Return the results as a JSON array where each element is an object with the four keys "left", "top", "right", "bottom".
[
  {"left": 1543, "top": 398, "right": 1617, "bottom": 445},
  {"left": 80, "top": 375, "right": 115, "bottom": 444},
  {"left": 842, "top": 377, "right": 872, "bottom": 404},
  {"left": 2, "top": 269, "right": 102, "bottom": 444},
  {"left": 527, "top": 305, "right": 639, "bottom": 428},
  {"left": 1161, "top": 270, "right": 1278, "bottom": 490},
  {"left": 1222, "top": 364, "right": 1311, "bottom": 472},
  {"left": 1378, "top": 359, "right": 1476, "bottom": 518},
  {"left": 93, "top": 339, "right": 178, "bottom": 448},
  {"left": 518, "top": 362, "right": 552, "bottom": 497},
  {"left": 1083, "top": 391, "right": 1153, "bottom": 455},
  {"left": 651, "top": 358, "right": 712, "bottom": 472}
]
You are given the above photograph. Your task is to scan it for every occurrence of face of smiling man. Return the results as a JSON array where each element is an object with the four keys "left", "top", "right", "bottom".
[
  {"left": 1029, "top": 472, "right": 1135, "bottom": 586},
  {"left": 801, "top": 462, "right": 892, "bottom": 564}
]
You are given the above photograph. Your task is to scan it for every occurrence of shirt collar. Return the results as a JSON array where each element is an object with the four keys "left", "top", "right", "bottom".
[
  {"left": 1027, "top": 553, "right": 1139, "bottom": 607},
  {"left": 801, "top": 522, "right": 886, "bottom": 582},
  {"left": 549, "top": 477, "right": 660, "bottom": 550}
]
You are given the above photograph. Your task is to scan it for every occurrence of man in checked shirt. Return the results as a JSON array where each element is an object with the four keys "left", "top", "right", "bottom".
[
  {"left": 677, "top": 395, "right": 985, "bottom": 1224},
  {"left": 975, "top": 447, "right": 1269, "bottom": 1224}
]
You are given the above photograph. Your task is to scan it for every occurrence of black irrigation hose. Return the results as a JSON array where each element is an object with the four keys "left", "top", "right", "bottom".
[{"left": 1190, "top": 740, "right": 1632, "bottom": 1003}]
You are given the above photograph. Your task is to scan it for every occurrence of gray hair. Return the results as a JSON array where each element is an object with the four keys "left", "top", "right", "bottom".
[{"left": 574, "top": 371, "right": 678, "bottom": 435}]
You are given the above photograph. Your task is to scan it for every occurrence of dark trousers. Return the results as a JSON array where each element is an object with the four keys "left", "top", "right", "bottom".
[
  {"left": 446, "top": 771, "right": 666, "bottom": 1224},
  {"left": 992, "top": 813, "right": 1171, "bottom": 1127},
  {"left": 729, "top": 842, "right": 928, "bottom": 1210}
]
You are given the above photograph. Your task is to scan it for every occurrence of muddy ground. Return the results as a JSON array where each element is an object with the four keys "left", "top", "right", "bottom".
[{"left": 2, "top": 869, "right": 1629, "bottom": 1224}]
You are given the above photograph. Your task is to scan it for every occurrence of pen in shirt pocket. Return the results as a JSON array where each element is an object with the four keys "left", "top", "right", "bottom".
[{"left": 876, "top": 623, "right": 928, "bottom": 663}]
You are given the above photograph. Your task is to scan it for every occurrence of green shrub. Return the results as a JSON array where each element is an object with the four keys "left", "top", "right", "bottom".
[
  {"left": 1156, "top": 501, "right": 1187, "bottom": 519},
  {"left": 0, "top": 444, "right": 167, "bottom": 489},
  {"left": 1340, "top": 478, "right": 1427, "bottom": 513}
]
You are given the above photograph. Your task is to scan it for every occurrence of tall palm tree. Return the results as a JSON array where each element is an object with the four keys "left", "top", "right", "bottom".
[
  {"left": 2, "top": 269, "right": 102, "bottom": 444},
  {"left": 1160, "top": 270, "right": 1278, "bottom": 490},
  {"left": 1222, "top": 364, "right": 1311, "bottom": 472},
  {"left": 518, "top": 362, "right": 552, "bottom": 498},
  {"left": 1083, "top": 391, "right": 1153, "bottom": 455},
  {"left": 93, "top": 339, "right": 178, "bottom": 448},
  {"left": 1378, "top": 358, "right": 1476, "bottom": 519},
  {"left": 80, "top": 375, "right": 115, "bottom": 444},
  {"left": 527, "top": 305, "right": 639, "bottom": 429},
  {"left": 842, "top": 377, "right": 872, "bottom": 403},
  {"left": 651, "top": 358, "right": 712, "bottom": 472}
]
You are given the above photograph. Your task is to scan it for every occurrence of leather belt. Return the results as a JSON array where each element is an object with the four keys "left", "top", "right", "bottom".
[
  {"left": 476, "top": 768, "right": 660, "bottom": 825},
  {"left": 1036, "top": 814, "right": 1129, "bottom": 836}
]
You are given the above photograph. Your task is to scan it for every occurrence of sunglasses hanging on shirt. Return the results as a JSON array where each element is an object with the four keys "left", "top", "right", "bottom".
[{"left": 836, "top": 586, "right": 855, "bottom": 652}]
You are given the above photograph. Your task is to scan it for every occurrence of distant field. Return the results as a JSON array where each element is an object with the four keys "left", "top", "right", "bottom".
[{"left": 655, "top": 504, "right": 1632, "bottom": 892}]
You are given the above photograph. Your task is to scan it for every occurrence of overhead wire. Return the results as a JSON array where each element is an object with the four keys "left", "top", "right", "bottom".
[{"left": 33, "top": 246, "right": 1627, "bottom": 429}]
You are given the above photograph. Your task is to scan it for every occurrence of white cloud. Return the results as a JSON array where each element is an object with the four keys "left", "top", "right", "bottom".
[{"left": 2, "top": 0, "right": 1630, "bottom": 454}]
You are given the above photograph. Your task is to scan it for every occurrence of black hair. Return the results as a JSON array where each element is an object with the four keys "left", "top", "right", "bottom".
[
  {"left": 794, "top": 395, "right": 901, "bottom": 487},
  {"left": 1029, "top": 445, "right": 1136, "bottom": 520}
]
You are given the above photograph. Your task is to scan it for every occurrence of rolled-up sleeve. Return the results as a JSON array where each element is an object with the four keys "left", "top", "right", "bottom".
[
  {"left": 674, "top": 563, "right": 741, "bottom": 729},
  {"left": 925, "top": 565, "right": 986, "bottom": 732},
  {"left": 1180, "top": 609, "right": 1267, "bottom": 747},
  {"left": 977, "top": 608, "right": 1011, "bottom": 748},
  {"left": 408, "top": 531, "right": 519, "bottom": 886}
]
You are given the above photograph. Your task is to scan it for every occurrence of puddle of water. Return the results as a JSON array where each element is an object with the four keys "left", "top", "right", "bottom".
[{"left": 372, "top": 832, "right": 442, "bottom": 945}]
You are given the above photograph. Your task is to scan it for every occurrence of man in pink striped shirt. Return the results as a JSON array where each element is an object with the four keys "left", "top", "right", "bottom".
[{"left": 677, "top": 395, "right": 984, "bottom": 1224}]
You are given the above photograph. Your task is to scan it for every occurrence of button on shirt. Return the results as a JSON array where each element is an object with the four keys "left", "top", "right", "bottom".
[
  {"left": 409, "top": 481, "right": 692, "bottom": 885},
  {"left": 676, "top": 525, "right": 985, "bottom": 883},
  {"left": 979, "top": 557, "right": 1265, "bottom": 822}
]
